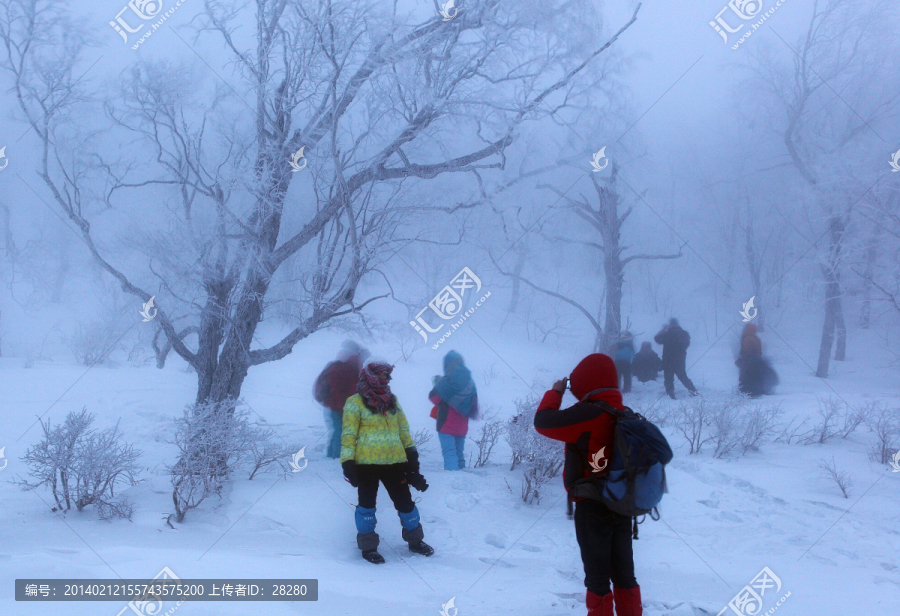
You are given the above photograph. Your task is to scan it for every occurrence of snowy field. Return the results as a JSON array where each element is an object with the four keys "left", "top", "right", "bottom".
[{"left": 1, "top": 321, "right": 898, "bottom": 616}]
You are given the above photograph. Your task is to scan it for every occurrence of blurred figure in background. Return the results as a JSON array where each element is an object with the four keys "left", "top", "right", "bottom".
[
  {"left": 314, "top": 340, "right": 370, "bottom": 458},
  {"left": 735, "top": 324, "right": 779, "bottom": 397},
  {"left": 654, "top": 318, "right": 698, "bottom": 399},
  {"left": 631, "top": 342, "right": 662, "bottom": 384},
  {"left": 613, "top": 331, "right": 635, "bottom": 393},
  {"left": 429, "top": 350, "right": 479, "bottom": 470}
]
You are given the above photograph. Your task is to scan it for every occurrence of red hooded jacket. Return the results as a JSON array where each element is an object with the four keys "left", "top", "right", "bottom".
[{"left": 533, "top": 354, "right": 623, "bottom": 499}]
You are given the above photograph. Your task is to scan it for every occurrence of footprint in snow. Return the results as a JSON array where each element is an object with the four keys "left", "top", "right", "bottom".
[
  {"left": 448, "top": 474, "right": 476, "bottom": 492},
  {"left": 478, "top": 556, "right": 514, "bottom": 568},
  {"left": 484, "top": 533, "right": 506, "bottom": 549},
  {"left": 554, "top": 592, "right": 583, "bottom": 600},
  {"left": 445, "top": 492, "right": 478, "bottom": 512},
  {"left": 696, "top": 491, "right": 721, "bottom": 508},
  {"left": 519, "top": 544, "right": 541, "bottom": 552},
  {"left": 715, "top": 511, "right": 743, "bottom": 523}
]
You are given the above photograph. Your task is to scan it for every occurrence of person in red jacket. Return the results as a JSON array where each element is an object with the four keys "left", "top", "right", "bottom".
[
  {"left": 534, "top": 353, "right": 642, "bottom": 616},
  {"left": 314, "top": 341, "right": 370, "bottom": 458}
]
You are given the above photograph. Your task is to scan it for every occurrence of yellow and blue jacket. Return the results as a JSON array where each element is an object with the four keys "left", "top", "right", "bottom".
[{"left": 340, "top": 394, "right": 414, "bottom": 465}]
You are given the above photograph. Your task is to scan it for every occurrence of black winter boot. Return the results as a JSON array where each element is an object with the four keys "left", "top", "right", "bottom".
[
  {"left": 402, "top": 524, "right": 434, "bottom": 556},
  {"left": 357, "top": 532, "right": 384, "bottom": 564}
]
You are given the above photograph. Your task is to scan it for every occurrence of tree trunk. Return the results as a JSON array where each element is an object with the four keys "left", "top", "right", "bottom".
[
  {"left": 744, "top": 210, "right": 765, "bottom": 332},
  {"left": 508, "top": 247, "right": 526, "bottom": 314},
  {"left": 816, "top": 214, "right": 846, "bottom": 376},
  {"left": 833, "top": 294, "right": 846, "bottom": 361},
  {"left": 603, "top": 261, "right": 623, "bottom": 354},
  {"left": 816, "top": 286, "right": 837, "bottom": 378},
  {"left": 859, "top": 224, "right": 880, "bottom": 329}
]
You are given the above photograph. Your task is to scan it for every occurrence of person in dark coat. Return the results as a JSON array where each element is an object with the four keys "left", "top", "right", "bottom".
[
  {"left": 735, "top": 324, "right": 778, "bottom": 397},
  {"left": 314, "top": 340, "right": 370, "bottom": 458},
  {"left": 653, "top": 318, "right": 697, "bottom": 399},
  {"left": 613, "top": 332, "right": 635, "bottom": 393},
  {"left": 533, "top": 354, "right": 643, "bottom": 616},
  {"left": 631, "top": 342, "right": 662, "bottom": 383}
]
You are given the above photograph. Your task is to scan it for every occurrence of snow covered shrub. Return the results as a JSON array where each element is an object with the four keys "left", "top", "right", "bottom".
[
  {"left": 739, "top": 402, "right": 782, "bottom": 454},
  {"left": 247, "top": 426, "right": 298, "bottom": 480},
  {"left": 818, "top": 456, "right": 852, "bottom": 498},
  {"left": 630, "top": 397, "right": 672, "bottom": 428},
  {"left": 170, "top": 399, "right": 286, "bottom": 522},
  {"left": 506, "top": 394, "right": 539, "bottom": 471},
  {"left": 504, "top": 394, "right": 563, "bottom": 503},
  {"left": 412, "top": 428, "right": 434, "bottom": 454},
  {"left": 673, "top": 395, "right": 716, "bottom": 454},
  {"left": 481, "top": 362, "right": 500, "bottom": 386},
  {"left": 469, "top": 407, "right": 504, "bottom": 468},
  {"left": 800, "top": 397, "right": 864, "bottom": 445},
  {"left": 17, "top": 408, "right": 143, "bottom": 520},
  {"left": 865, "top": 402, "right": 900, "bottom": 464},
  {"left": 63, "top": 303, "right": 129, "bottom": 366},
  {"left": 710, "top": 396, "right": 782, "bottom": 458},
  {"left": 775, "top": 416, "right": 811, "bottom": 444},
  {"left": 520, "top": 432, "right": 564, "bottom": 505}
]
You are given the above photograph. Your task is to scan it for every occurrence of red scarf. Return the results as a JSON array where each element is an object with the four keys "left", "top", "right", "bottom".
[{"left": 357, "top": 362, "right": 396, "bottom": 414}]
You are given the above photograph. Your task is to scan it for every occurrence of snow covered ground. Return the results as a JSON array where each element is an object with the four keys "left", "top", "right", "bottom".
[{"left": 1, "top": 322, "right": 898, "bottom": 616}]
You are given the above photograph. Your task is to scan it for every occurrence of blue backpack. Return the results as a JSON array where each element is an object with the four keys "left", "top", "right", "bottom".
[{"left": 571, "top": 405, "right": 673, "bottom": 522}]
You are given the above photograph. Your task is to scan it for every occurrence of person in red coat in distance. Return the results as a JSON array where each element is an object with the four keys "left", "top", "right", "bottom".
[
  {"left": 534, "top": 353, "right": 642, "bottom": 616},
  {"left": 314, "top": 341, "right": 370, "bottom": 458}
]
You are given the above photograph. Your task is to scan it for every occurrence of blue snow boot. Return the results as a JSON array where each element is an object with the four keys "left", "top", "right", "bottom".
[
  {"left": 356, "top": 507, "right": 384, "bottom": 564},
  {"left": 399, "top": 507, "right": 433, "bottom": 556}
]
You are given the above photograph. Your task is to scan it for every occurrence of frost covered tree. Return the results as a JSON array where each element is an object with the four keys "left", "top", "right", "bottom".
[
  {"left": 497, "top": 162, "right": 681, "bottom": 352},
  {"left": 1, "top": 0, "right": 641, "bottom": 407},
  {"left": 742, "top": 0, "right": 900, "bottom": 377}
]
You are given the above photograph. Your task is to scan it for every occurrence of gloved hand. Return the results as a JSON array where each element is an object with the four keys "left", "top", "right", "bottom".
[
  {"left": 342, "top": 460, "right": 358, "bottom": 487},
  {"left": 407, "top": 471, "right": 429, "bottom": 492},
  {"left": 404, "top": 447, "right": 420, "bottom": 475}
]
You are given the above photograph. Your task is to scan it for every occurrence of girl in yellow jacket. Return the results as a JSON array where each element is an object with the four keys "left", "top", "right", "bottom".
[{"left": 341, "top": 361, "right": 432, "bottom": 563}]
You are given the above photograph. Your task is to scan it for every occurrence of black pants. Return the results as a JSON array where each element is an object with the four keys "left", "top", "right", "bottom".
[
  {"left": 356, "top": 463, "right": 415, "bottom": 514},
  {"left": 663, "top": 356, "right": 696, "bottom": 396},
  {"left": 574, "top": 499, "right": 637, "bottom": 596},
  {"left": 615, "top": 360, "right": 632, "bottom": 393}
]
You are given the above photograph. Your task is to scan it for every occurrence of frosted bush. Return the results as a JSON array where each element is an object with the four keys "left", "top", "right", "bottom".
[{"left": 17, "top": 408, "right": 142, "bottom": 520}]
